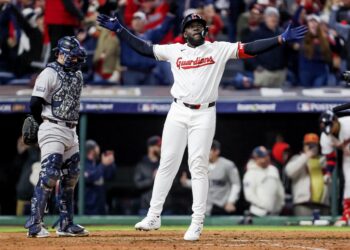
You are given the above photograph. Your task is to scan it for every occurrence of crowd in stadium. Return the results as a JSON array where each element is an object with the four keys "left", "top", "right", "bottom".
[{"left": 0, "top": 0, "right": 349, "bottom": 87}]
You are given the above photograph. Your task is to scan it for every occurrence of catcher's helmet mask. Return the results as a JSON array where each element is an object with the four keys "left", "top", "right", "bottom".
[{"left": 53, "top": 36, "right": 87, "bottom": 70}]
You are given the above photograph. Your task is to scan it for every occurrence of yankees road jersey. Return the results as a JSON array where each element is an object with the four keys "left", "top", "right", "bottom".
[
  {"left": 153, "top": 41, "right": 239, "bottom": 104},
  {"left": 320, "top": 117, "right": 350, "bottom": 157},
  {"left": 32, "top": 62, "right": 83, "bottom": 123}
]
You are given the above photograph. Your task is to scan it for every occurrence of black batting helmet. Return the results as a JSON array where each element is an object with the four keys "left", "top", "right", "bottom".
[
  {"left": 181, "top": 13, "right": 207, "bottom": 33},
  {"left": 319, "top": 110, "right": 337, "bottom": 135}
]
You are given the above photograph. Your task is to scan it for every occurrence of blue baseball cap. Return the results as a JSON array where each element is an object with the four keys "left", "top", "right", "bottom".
[{"left": 252, "top": 146, "right": 269, "bottom": 158}]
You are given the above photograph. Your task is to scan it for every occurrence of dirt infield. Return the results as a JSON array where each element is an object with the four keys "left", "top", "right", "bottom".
[{"left": 1, "top": 229, "right": 350, "bottom": 250}]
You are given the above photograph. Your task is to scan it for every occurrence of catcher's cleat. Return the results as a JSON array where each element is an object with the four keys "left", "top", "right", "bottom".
[
  {"left": 27, "top": 225, "right": 50, "bottom": 238},
  {"left": 135, "top": 216, "right": 161, "bottom": 231},
  {"left": 56, "top": 224, "right": 89, "bottom": 237},
  {"left": 183, "top": 222, "right": 203, "bottom": 241}
]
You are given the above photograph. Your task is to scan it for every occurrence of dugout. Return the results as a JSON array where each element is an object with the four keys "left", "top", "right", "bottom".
[{"left": 0, "top": 85, "right": 347, "bottom": 217}]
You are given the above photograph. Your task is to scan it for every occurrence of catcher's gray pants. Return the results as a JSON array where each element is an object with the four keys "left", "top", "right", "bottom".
[{"left": 38, "top": 121, "right": 79, "bottom": 162}]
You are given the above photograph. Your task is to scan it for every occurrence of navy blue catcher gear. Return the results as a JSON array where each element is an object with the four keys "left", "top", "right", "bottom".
[
  {"left": 25, "top": 153, "right": 63, "bottom": 236},
  {"left": 319, "top": 110, "right": 337, "bottom": 135},
  {"left": 181, "top": 13, "right": 208, "bottom": 37},
  {"left": 53, "top": 153, "right": 82, "bottom": 235},
  {"left": 53, "top": 36, "right": 87, "bottom": 70}
]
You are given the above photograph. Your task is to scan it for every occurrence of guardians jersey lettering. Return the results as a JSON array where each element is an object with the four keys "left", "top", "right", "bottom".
[{"left": 176, "top": 56, "right": 215, "bottom": 69}]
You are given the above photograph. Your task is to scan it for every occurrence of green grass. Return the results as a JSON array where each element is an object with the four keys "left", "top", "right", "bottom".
[{"left": 2, "top": 225, "right": 350, "bottom": 233}]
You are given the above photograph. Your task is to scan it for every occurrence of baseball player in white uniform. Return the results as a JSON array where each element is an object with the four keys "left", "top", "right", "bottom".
[
  {"left": 320, "top": 110, "right": 350, "bottom": 226},
  {"left": 98, "top": 12, "right": 307, "bottom": 240},
  {"left": 24, "top": 36, "right": 89, "bottom": 237}
]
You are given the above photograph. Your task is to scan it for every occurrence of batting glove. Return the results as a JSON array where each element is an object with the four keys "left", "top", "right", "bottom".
[
  {"left": 280, "top": 24, "right": 308, "bottom": 43},
  {"left": 97, "top": 14, "right": 123, "bottom": 32}
]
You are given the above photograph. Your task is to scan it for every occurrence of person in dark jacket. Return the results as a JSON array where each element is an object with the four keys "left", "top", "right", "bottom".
[
  {"left": 84, "top": 140, "right": 116, "bottom": 215},
  {"left": 120, "top": 10, "right": 175, "bottom": 85},
  {"left": 249, "top": 6, "right": 287, "bottom": 87},
  {"left": 134, "top": 136, "right": 161, "bottom": 215},
  {"left": 8, "top": 5, "right": 44, "bottom": 77}
]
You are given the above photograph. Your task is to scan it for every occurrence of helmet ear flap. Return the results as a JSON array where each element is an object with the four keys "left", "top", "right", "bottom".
[{"left": 201, "top": 26, "right": 209, "bottom": 38}]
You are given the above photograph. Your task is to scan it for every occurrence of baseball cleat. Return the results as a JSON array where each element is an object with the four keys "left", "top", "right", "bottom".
[
  {"left": 183, "top": 222, "right": 203, "bottom": 241},
  {"left": 27, "top": 226, "right": 50, "bottom": 238},
  {"left": 135, "top": 216, "right": 161, "bottom": 231},
  {"left": 56, "top": 224, "right": 89, "bottom": 237},
  {"left": 334, "top": 219, "right": 348, "bottom": 227}
]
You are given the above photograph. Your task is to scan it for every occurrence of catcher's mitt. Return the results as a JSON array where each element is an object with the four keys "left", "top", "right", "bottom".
[{"left": 22, "top": 115, "right": 39, "bottom": 145}]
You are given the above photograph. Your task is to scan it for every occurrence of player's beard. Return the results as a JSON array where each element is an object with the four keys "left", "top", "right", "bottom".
[{"left": 187, "top": 33, "right": 205, "bottom": 47}]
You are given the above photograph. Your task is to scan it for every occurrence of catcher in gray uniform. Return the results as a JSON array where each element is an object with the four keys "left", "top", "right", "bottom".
[{"left": 24, "top": 36, "right": 88, "bottom": 238}]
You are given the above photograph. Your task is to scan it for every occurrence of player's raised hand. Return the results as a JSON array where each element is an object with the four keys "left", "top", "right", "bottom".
[
  {"left": 280, "top": 24, "right": 308, "bottom": 43},
  {"left": 97, "top": 14, "right": 123, "bottom": 32}
]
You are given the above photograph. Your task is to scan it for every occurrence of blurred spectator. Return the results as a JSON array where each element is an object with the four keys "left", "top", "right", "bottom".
[
  {"left": 134, "top": 135, "right": 161, "bottom": 215},
  {"left": 271, "top": 140, "right": 291, "bottom": 186},
  {"left": 180, "top": 140, "right": 241, "bottom": 215},
  {"left": 198, "top": 3, "right": 224, "bottom": 41},
  {"left": 119, "top": 10, "right": 175, "bottom": 85},
  {"left": 243, "top": 146, "right": 285, "bottom": 216},
  {"left": 0, "top": 1, "right": 16, "bottom": 80},
  {"left": 7, "top": 4, "right": 44, "bottom": 77},
  {"left": 298, "top": 14, "right": 332, "bottom": 87},
  {"left": 329, "top": 1, "right": 350, "bottom": 73},
  {"left": 251, "top": 7, "right": 287, "bottom": 87},
  {"left": 320, "top": 15, "right": 343, "bottom": 86},
  {"left": 231, "top": 3, "right": 264, "bottom": 89},
  {"left": 285, "top": 133, "right": 330, "bottom": 216},
  {"left": 76, "top": 26, "right": 99, "bottom": 82},
  {"left": 14, "top": 136, "right": 40, "bottom": 215},
  {"left": 272, "top": 141, "right": 291, "bottom": 170},
  {"left": 225, "top": 0, "right": 245, "bottom": 42},
  {"left": 92, "top": 28, "right": 122, "bottom": 84},
  {"left": 123, "top": 0, "right": 173, "bottom": 42},
  {"left": 236, "top": 3, "right": 264, "bottom": 42},
  {"left": 84, "top": 139, "right": 117, "bottom": 215},
  {"left": 45, "top": 0, "right": 85, "bottom": 61}
]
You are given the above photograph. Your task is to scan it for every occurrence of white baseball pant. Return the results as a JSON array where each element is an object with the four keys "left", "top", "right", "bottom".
[
  {"left": 343, "top": 156, "right": 350, "bottom": 199},
  {"left": 147, "top": 101, "right": 216, "bottom": 224}
]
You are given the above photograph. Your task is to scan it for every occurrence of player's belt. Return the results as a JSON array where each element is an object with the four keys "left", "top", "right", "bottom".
[
  {"left": 174, "top": 98, "right": 215, "bottom": 110},
  {"left": 42, "top": 117, "right": 76, "bottom": 129}
]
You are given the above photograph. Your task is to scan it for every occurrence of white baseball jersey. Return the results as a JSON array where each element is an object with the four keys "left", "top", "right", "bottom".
[
  {"left": 320, "top": 117, "right": 350, "bottom": 156},
  {"left": 153, "top": 41, "right": 239, "bottom": 104}
]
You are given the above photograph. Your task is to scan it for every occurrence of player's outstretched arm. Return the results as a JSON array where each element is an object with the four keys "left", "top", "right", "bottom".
[
  {"left": 97, "top": 14, "right": 155, "bottom": 59},
  {"left": 239, "top": 24, "right": 308, "bottom": 58},
  {"left": 332, "top": 103, "right": 350, "bottom": 113}
]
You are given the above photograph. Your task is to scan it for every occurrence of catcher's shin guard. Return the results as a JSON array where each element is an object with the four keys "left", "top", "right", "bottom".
[
  {"left": 25, "top": 153, "right": 62, "bottom": 236},
  {"left": 53, "top": 153, "right": 88, "bottom": 236}
]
